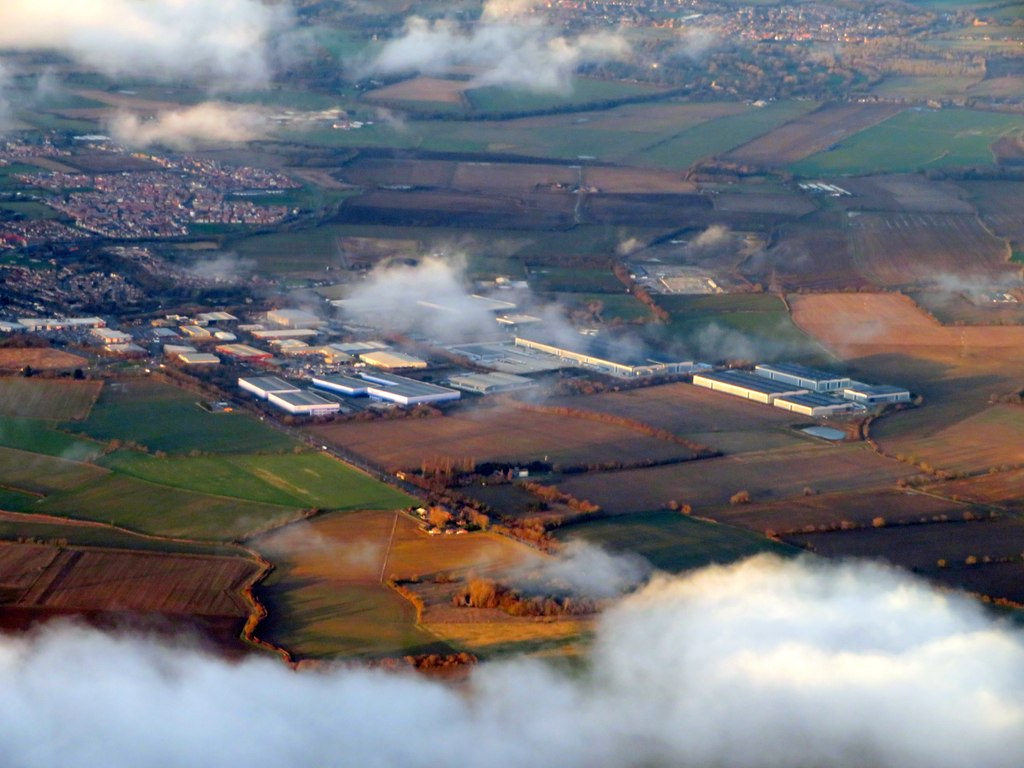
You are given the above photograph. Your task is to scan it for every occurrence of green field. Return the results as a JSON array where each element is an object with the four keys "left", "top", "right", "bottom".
[
  {"left": 36, "top": 474, "right": 304, "bottom": 540},
  {"left": 465, "top": 78, "right": 664, "bottom": 115},
  {"left": 0, "top": 417, "right": 103, "bottom": 462},
  {"left": 0, "top": 201, "right": 61, "bottom": 220},
  {"left": 648, "top": 293, "right": 828, "bottom": 363},
  {"left": 791, "top": 108, "right": 1024, "bottom": 175},
  {"left": 556, "top": 292, "right": 653, "bottom": 323},
  {"left": 102, "top": 451, "right": 415, "bottom": 511},
  {"left": 0, "top": 446, "right": 107, "bottom": 495},
  {"left": 528, "top": 266, "right": 623, "bottom": 293},
  {"left": 558, "top": 510, "right": 796, "bottom": 572},
  {"left": 0, "top": 489, "right": 40, "bottom": 512},
  {"left": 67, "top": 379, "right": 297, "bottom": 454},
  {"left": 0, "top": 515, "right": 239, "bottom": 555}
]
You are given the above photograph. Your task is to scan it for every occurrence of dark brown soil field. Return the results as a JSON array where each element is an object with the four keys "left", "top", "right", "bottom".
[
  {"left": 583, "top": 167, "right": 697, "bottom": 194},
  {"left": 747, "top": 212, "right": 866, "bottom": 291},
  {"left": 932, "top": 561, "right": 1024, "bottom": 604},
  {"left": 785, "top": 518, "right": 1024, "bottom": 573},
  {"left": 711, "top": 190, "right": 817, "bottom": 216},
  {"left": 544, "top": 382, "right": 812, "bottom": 455},
  {"left": 961, "top": 180, "right": 1024, "bottom": 245},
  {"left": 724, "top": 102, "right": 900, "bottom": 166},
  {"left": 310, "top": 405, "right": 700, "bottom": 471},
  {"left": 452, "top": 162, "right": 579, "bottom": 193},
  {"left": 838, "top": 174, "right": 975, "bottom": 214},
  {"left": 341, "top": 158, "right": 457, "bottom": 188},
  {"left": 556, "top": 443, "right": 907, "bottom": 515},
  {"left": 336, "top": 189, "right": 576, "bottom": 229},
  {"left": 706, "top": 489, "right": 966, "bottom": 535},
  {"left": 0, "top": 542, "right": 259, "bottom": 616},
  {"left": 847, "top": 212, "right": 1011, "bottom": 286},
  {"left": 0, "top": 348, "right": 89, "bottom": 371}
]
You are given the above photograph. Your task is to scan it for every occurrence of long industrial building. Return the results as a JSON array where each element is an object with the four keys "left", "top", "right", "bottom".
[
  {"left": 514, "top": 335, "right": 701, "bottom": 378},
  {"left": 239, "top": 376, "right": 300, "bottom": 400},
  {"left": 446, "top": 371, "right": 535, "bottom": 394},
  {"left": 754, "top": 363, "right": 852, "bottom": 393},
  {"left": 312, "top": 374, "right": 371, "bottom": 396},
  {"left": 773, "top": 392, "right": 861, "bottom": 417},
  {"left": 843, "top": 383, "right": 912, "bottom": 405},
  {"left": 692, "top": 370, "right": 809, "bottom": 404},
  {"left": 359, "top": 371, "right": 461, "bottom": 406},
  {"left": 267, "top": 389, "right": 340, "bottom": 416}
]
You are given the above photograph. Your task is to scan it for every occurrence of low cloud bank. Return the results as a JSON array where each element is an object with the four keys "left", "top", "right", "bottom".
[
  {"left": 107, "top": 103, "right": 273, "bottom": 150},
  {"left": 2, "top": 556, "right": 1024, "bottom": 767}
]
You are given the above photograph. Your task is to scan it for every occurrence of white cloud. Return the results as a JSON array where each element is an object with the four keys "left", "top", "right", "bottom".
[
  {"left": 107, "top": 102, "right": 273, "bottom": 150},
  {"left": 1, "top": 556, "right": 1024, "bottom": 767},
  {"left": 0, "top": 0, "right": 295, "bottom": 86}
]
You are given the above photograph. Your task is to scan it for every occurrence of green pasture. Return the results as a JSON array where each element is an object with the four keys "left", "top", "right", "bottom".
[
  {"left": 791, "top": 108, "right": 1024, "bottom": 175},
  {"left": 66, "top": 379, "right": 297, "bottom": 454},
  {"left": 0, "top": 489, "right": 40, "bottom": 512},
  {"left": 36, "top": 474, "right": 303, "bottom": 540},
  {"left": 0, "top": 446, "right": 107, "bottom": 496},
  {"left": 0, "top": 516, "right": 238, "bottom": 555},
  {"left": 464, "top": 78, "right": 664, "bottom": 115},
  {"left": 558, "top": 510, "right": 795, "bottom": 572},
  {"left": 556, "top": 292, "right": 653, "bottom": 323},
  {"left": 0, "top": 378, "right": 100, "bottom": 421},
  {"left": 0, "top": 418, "right": 103, "bottom": 462},
  {"left": 101, "top": 451, "right": 414, "bottom": 511},
  {"left": 528, "top": 266, "right": 623, "bottom": 293}
]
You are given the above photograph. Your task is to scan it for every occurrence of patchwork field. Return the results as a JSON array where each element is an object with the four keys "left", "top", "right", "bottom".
[
  {"left": 0, "top": 378, "right": 102, "bottom": 421},
  {"left": 0, "top": 446, "right": 107, "bottom": 495},
  {"left": 252, "top": 510, "right": 539, "bottom": 659},
  {"left": 838, "top": 174, "right": 974, "bottom": 214},
  {"left": 724, "top": 102, "right": 901, "bottom": 166},
  {"left": 311, "top": 405, "right": 701, "bottom": 472},
  {"left": 0, "top": 417, "right": 103, "bottom": 461},
  {"left": 67, "top": 378, "right": 297, "bottom": 454},
  {"left": 556, "top": 443, "right": 907, "bottom": 515},
  {"left": 928, "top": 469, "right": 1024, "bottom": 509}
]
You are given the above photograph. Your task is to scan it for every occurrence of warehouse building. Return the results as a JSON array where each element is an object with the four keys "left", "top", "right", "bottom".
[
  {"left": 359, "top": 349, "right": 428, "bottom": 370},
  {"left": 239, "top": 376, "right": 300, "bottom": 400},
  {"left": 692, "top": 369, "right": 808, "bottom": 404},
  {"left": 251, "top": 328, "right": 319, "bottom": 341},
  {"left": 359, "top": 371, "right": 461, "bottom": 406},
  {"left": 312, "top": 374, "right": 370, "bottom": 396},
  {"left": 91, "top": 328, "right": 133, "bottom": 345},
  {"left": 19, "top": 316, "right": 105, "bottom": 331},
  {"left": 177, "top": 352, "right": 221, "bottom": 366},
  {"left": 180, "top": 325, "right": 213, "bottom": 340},
  {"left": 514, "top": 335, "right": 701, "bottom": 378},
  {"left": 447, "top": 371, "right": 535, "bottom": 394},
  {"left": 266, "top": 308, "right": 326, "bottom": 329},
  {"left": 267, "top": 389, "right": 340, "bottom": 416},
  {"left": 773, "top": 392, "right": 861, "bottom": 417},
  {"left": 842, "top": 383, "right": 911, "bottom": 406},
  {"left": 217, "top": 343, "right": 273, "bottom": 362},
  {"left": 754, "top": 363, "right": 852, "bottom": 393},
  {"left": 195, "top": 311, "right": 238, "bottom": 325}
]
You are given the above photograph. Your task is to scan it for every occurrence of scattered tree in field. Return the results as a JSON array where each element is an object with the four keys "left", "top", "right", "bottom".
[
  {"left": 872, "top": 516, "right": 886, "bottom": 528},
  {"left": 730, "top": 490, "right": 751, "bottom": 505}
]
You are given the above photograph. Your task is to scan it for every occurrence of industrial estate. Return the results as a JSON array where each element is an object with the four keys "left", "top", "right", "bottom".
[{"left": 0, "top": 0, "right": 1022, "bottom": 690}]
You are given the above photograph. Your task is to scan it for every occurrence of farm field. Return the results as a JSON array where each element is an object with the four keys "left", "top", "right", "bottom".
[
  {"left": 705, "top": 489, "right": 968, "bottom": 536},
  {"left": 252, "top": 510, "right": 536, "bottom": 658},
  {"left": 0, "top": 348, "right": 88, "bottom": 371},
  {"left": 555, "top": 443, "right": 908, "bottom": 515},
  {"left": 310, "top": 405, "right": 701, "bottom": 472},
  {"left": 36, "top": 474, "right": 305, "bottom": 540},
  {"left": 558, "top": 510, "right": 796, "bottom": 573},
  {"left": 544, "top": 381, "right": 813, "bottom": 456},
  {"left": 0, "top": 378, "right": 102, "bottom": 421},
  {"left": 528, "top": 265, "right": 623, "bottom": 293},
  {"left": 463, "top": 78, "right": 665, "bottom": 115},
  {"left": 960, "top": 180, "right": 1024, "bottom": 247},
  {"left": 785, "top": 518, "right": 1024, "bottom": 574},
  {"left": 789, "top": 108, "right": 1023, "bottom": 175},
  {"left": 837, "top": 174, "right": 974, "bottom": 214},
  {"left": 911, "top": 290, "right": 1024, "bottom": 327},
  {"left": 0, "top": 417, "right": 103, "bottom": 461},
  {"left": 847, "top": 212, "right": 1011, "bottom": 286},
  {"left": 364, "top": 76, "right": 468, "bottom": 106},
  {"left": 927, "top": 469, "right": 1024, "bottom": 509},
  {"left": 67, "top": 378, "right": 297, "bottom": 454},
  {"left": 649, "top": 292, "right": 829, "bottom": 363},
  {"left": 751, "top": 211, "right": 864, "bottom": 291},
  {"left": 724, "top": 102, "right": 901, "bottom": 166},
  {"left": 554, "top": 292, "right": 653, "bottom": 323},
  {"left": 0, "top": 446, "right": 106, "bottom": 495}
]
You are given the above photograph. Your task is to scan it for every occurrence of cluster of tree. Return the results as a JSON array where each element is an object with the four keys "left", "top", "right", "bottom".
[
  {"left": 453, "top": 577, "right": 596, "bottom": 618},
  {"left": 612, "top": 263, "right": 671, "bottom": 322},
  {"left": 520, "top": 481, "right": 600, "bottom": 516}
]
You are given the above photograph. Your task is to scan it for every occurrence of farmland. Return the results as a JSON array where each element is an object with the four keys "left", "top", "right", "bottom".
[
  {"left": 724, "top": 102, "right": 901, "bottom": 166},
  {"left": 67, "top": 378, "right": 297, "bottom": 454},
  {"left": 0, "top": 348, "right": 88, "bottom": 372},
  {"left": 0, "top": 378, "right": 102, "bottom": 421},
  {"left": 928, "top": 469, "right": 1024, "bottom": 509},
  {"left": 251, "top": 510, "right": 543, "bottom": 659},
  {"left": 0, "top": 417, "right": 103, "bottom": 461},
  {"left": 310, "top": 403, "right": 702, "bottom": 472},
  {"left": 790, "top": 108, "right": 1024, "bottom": 175},
  {"left": 0, "top": 446, "right": 107, "bottom": 495}
]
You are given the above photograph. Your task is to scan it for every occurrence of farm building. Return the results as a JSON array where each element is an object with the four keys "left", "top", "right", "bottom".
[
  {"left": 359, "top": 371, "right": 461, "bottom": 406},
  {"left": 251, "top": 328, "right": 319, "bottom": 341},
  {"left": 217, "top": 343, "right": 273, "bottom": 362},
  {"left": 773, "top": 392, "right": 861, "bottom": 417},
  {"left": 447, "top": 371, "right": 535, "bottom": 394},
  {"left": 515, "top": 334, "right": 701, "bottom": 378},
  {"left": 312, "top": 374, "right": 370, "bottom": 396},
  {"left": 164, "top": 344, "right": 196, "bottom": 358},
  {"left": 266, "top": 308, "right": 326, "bottom": 328},
  {"left": 267, "top": 390, "right": 340, "bottom": 416},
  {"left": 239, "top": 376, "right": 300, "bottom": 400},
  {"left": 843, "top": 383, "right": 912, "bottom": 405},
  {"left": 692, "top": 370, "right": 808, "bottom": 404},
  {"left": 755, "top": 363, "right": 852, "bottom": 393},
  {"left": 358, "top": 349, "right": 428, "bottom": 370}
]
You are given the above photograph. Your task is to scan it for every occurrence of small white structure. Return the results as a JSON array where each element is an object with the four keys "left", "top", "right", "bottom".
[
  {"left": 239, "top": 376, "right": 300, "bottom": 400},
  {"left": 267, "top": 389, "right": 340, "bottom": 416},
  {"left": 755, "top": 363, "right": 851, "bottom": 393},
  {"left": 692, "top": 370, "right": 808, "bottom": 404}
]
